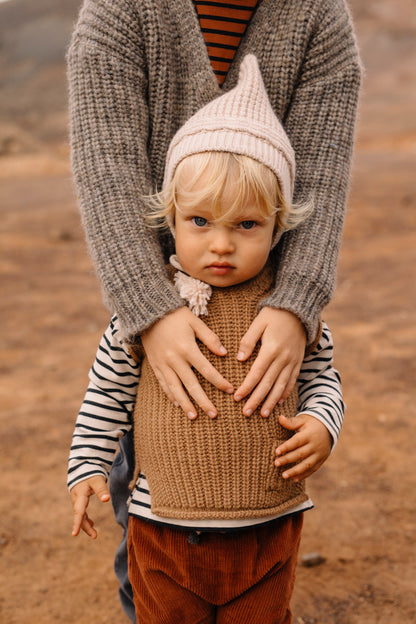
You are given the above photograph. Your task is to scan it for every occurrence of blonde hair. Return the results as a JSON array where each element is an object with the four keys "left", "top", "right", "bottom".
[{"left": 146, "top": 152, "right": 312, "bottom": 233}]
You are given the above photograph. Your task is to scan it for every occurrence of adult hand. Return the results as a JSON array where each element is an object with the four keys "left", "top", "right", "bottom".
[
  {"left": 70, "top": 475, "right": 110, "bottom": 538},
  {"left": 274, "top": 413, "right": 332, "bottom": 481},
  {"left": 234, "top": 308, "right": 306, "bottom": 416},
  {"left": 141, "top": 307, "right": 234, "bottom": 419}
]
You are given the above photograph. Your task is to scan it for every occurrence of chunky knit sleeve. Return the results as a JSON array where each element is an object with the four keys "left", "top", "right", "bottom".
[
  {"left": 67, "top": 0, "right": 183, "bottom": 340},
  {"left": 261, "top": 0, "right": 363, "bottom": 342}
]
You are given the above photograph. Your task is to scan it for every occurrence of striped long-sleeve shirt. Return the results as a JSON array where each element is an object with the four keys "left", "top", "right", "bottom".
[
  {"left": 68, "top": 316, "right": 345, "bottom": 530},
  {"left": 193, "top": 0, "right": 259, "bottom": 86}
]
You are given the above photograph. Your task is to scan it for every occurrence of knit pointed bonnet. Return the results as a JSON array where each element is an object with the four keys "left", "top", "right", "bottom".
[{"left": 163, "top": 54, "right": 295, "bottom": 212}]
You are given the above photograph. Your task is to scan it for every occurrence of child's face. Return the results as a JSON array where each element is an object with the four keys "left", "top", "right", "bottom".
[{"left": 174, "top": 163, "right": 275, "bottom": 287}]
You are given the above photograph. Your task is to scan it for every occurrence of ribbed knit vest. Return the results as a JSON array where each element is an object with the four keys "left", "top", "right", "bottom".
[{"left": 132, "top": 265, "right": 309, "bottom": 520}]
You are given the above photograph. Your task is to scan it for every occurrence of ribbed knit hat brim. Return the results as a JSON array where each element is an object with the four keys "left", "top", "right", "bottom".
[{"left": 164, "top": 54, "right": 295, "bottom": 208}]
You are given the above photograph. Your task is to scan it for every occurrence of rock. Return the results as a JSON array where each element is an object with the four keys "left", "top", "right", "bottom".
[{"left": 301, "top": 552, "right": 326, "bottom": 567}]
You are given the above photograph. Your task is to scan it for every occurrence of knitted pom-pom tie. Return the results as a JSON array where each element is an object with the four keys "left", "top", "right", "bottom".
[{"left": 170, "top": 255, "right": 212, "bottom": 316}]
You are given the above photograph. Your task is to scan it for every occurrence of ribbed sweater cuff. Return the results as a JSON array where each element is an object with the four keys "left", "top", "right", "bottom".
[
  {"left": 259, "top": 279, "right": 325, "bottom": 345},
  {"left": 106, "top": 277, "right": 184, "bottom": 344}
]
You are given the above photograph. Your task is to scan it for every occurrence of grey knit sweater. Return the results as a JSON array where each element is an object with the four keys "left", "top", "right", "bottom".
[{"left": 67, "top": 0, "right": 362, "bottom": 342}]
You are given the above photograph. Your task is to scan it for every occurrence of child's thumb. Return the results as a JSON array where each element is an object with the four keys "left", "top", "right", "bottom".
[
  {"left": 91, "top": 476, "right": 111, "bottom": 502},
  {"left": 279, "top": 414, "right": 301, "bottom": 430}
]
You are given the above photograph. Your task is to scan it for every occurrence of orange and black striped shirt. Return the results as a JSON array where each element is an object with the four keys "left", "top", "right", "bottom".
[{"left": 193, "top": 0, "right": 259, "bottom": 85}]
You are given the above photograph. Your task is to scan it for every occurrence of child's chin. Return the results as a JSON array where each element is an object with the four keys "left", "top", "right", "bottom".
[{"left": 205, "top": 274, "right": 248, "bottom": 288}]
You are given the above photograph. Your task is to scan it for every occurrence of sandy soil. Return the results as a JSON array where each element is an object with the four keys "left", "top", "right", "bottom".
[{"left": 0, "top": 1, "right": 415, "bottom": 622}]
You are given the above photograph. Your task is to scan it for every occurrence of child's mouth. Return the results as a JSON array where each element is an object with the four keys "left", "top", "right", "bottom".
[{"left": 208, "top": 264, "right": 234, "bottom": 275}]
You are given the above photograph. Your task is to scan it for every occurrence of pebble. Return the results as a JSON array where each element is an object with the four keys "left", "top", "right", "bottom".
[{"left": 301, "top": 552, "right": 326, "bottom": 567}]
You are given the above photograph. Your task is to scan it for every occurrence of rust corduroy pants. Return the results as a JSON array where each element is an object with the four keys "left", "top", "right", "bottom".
[{"left": 128, "top": 513, "right": 303, "bottom": 623}]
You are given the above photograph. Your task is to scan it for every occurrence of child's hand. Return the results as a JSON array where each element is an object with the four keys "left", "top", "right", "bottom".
[
  {"left": 274, "top": 414, "right": 332, "bottom": 481},
  {"left": 142, "top": 307, "right": 234, "bottom": 419},
  {"left": 234, "top": 308, "right": 306, "bottom": 416},
  {"left": 70, "top": 476, "right": 110, "bottom": 539}
]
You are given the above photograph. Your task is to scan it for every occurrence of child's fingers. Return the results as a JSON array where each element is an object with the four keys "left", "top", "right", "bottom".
[
  {"left": 281, "top": 458, "right": 315, "bottom": 482},
  {"left": 70, "top": 476, "right": 109, "bottom": 538},
  {"left": 79, "top": 513, "right": 98, "bottom": 539},
  {"left": 274, "top": 419, "right": 304, "bottom": 457},
  {"left": 274, "top": 414, "right": 332, "bottom": 480},
  {"left": 278, "top": 452, "right": 324, "bottom": 482},
  {"left": 278, "top": 414, "right": 305, "bottom": 432},
  {"left": 71, "top": 492, "right": 90, "bottom": 537},
  {"left": 274, "top": 439, "right": 312, "bottom": 472},
  {"left": 275, "top": 436, "right": 307, "bottom": 464},
  {"left": 90, "top": 476, "right": 111, "bottom": 502}
]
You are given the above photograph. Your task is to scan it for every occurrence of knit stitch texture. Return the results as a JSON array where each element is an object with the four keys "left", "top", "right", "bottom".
[{"left": 132, "top": 265, "right": 309, "bottom": 520}]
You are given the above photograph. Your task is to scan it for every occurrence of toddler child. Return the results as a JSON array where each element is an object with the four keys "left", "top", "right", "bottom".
[{"left": 68, "top": 55, "right": 345, "bottom": 624}]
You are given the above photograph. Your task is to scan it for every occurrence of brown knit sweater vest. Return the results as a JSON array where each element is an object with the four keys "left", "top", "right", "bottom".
[{"left": 132, "top": 265, "right": 309, "bottom": 520}]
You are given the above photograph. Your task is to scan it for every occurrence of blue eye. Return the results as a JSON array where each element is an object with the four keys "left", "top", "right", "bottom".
[
  {"left": 239, "top": 220, "right": 256, "bottom": 230},
  {"left": 192, "top": 216, "right": 207, "bottom": 227}
]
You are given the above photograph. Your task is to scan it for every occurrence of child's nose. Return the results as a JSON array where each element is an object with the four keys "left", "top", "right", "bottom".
[{"left": 209, "top": 229, "right": 235, "bottom": 255}]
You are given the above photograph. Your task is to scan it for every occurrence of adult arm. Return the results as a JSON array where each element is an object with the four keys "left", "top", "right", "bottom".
[
  {"left": 235, "top": 0, "right": 362, "bottom": 411},
  {"left": 68, "top": 0, "right": 232, "bottom": 414},
  {"left": 68, "top": 0, "right": 183, "bottom": 337},
  {"left": 261, "top": 0, "right": 363, "bottom": 342}
]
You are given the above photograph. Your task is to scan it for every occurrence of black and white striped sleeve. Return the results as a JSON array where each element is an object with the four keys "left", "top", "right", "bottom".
[
  {"left": 297, "top": 321, "right": 345, "bottom": 447},
  {"left": 67, "top": 316, "right": 140, "bottom": 490}
]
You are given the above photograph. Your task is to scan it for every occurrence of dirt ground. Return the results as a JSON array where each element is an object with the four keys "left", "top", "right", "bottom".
[{"left": 0, "top": 1, "right": 415, "bottom": 623}]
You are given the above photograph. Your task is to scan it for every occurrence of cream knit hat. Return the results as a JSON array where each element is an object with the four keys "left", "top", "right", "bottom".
[{"left": 163, "top": 54, "right": 295, "bottom": 208}]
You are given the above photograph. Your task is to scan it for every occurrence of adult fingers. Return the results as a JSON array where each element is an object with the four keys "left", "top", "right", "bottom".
[
  {"left": 234, "top": 343, "right": 279, "bottom": 404},
  {"left": 166, "top": 360, "right": 222, "bottom": 419},
  {"left": 235, "top": 313, "right": 266, "bottom": 361},
  {"left": 190, "top": 318, "right": 234, "bottom": 394},
  {"left": 259, "top": 366, "right": 300, "bottom": 415},
  {"left": 237, "top": 351, "right": 294, "bottom": 416},
  {"left": 191, "top": 315, "right": 228, "bottom": 358}
]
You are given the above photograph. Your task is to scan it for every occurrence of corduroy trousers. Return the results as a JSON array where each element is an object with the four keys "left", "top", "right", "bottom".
[{"left": 128, "top": 512, "right": 303, "bottom": 624}]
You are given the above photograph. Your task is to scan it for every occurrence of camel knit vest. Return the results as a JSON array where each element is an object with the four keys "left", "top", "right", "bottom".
[{"left": 132, "top": 265, "right": 309, "bottom": 520}]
